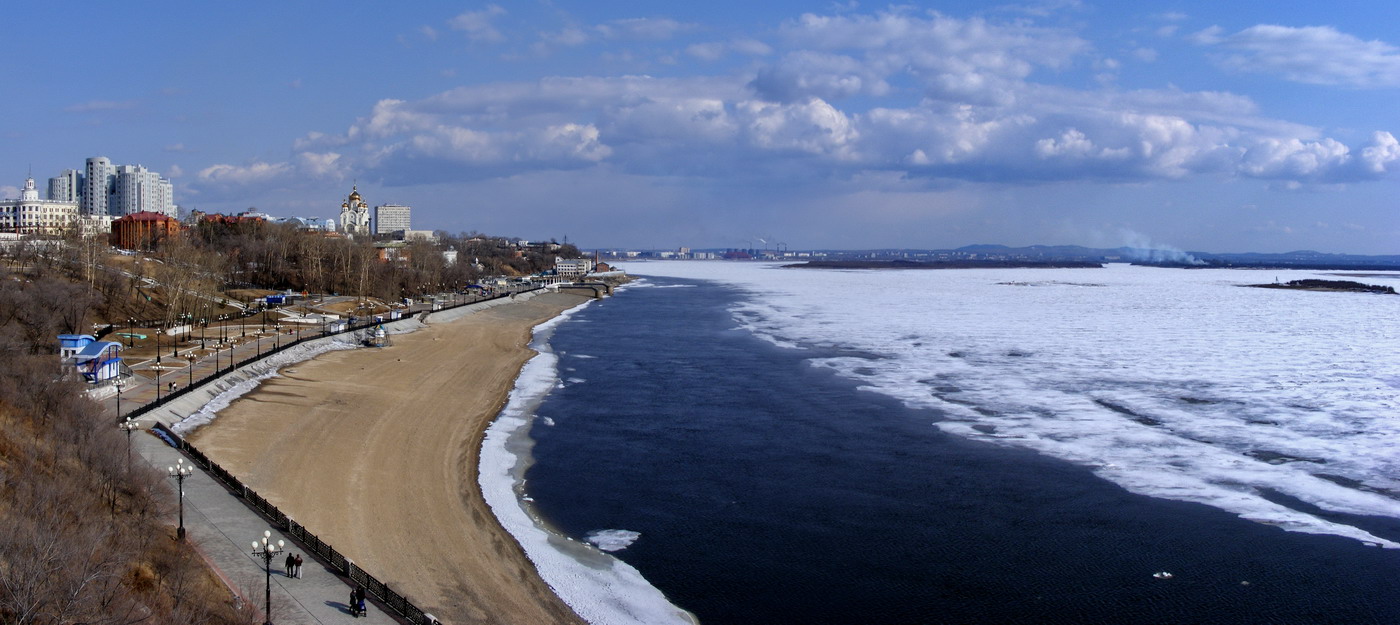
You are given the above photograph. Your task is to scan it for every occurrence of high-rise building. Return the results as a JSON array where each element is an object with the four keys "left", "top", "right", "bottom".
[
  {"left": 48, "top": 169, "right": 81, "bottom": 202},
  {"left": 82, "top": 157, "right": 114, "bottom": 216},
  {"left": 111, "top": 164, "right": 174, "bottom": 216},
  {"left": 374, "top": 203, "right": 411, "bottom": 235},
  {"left": 75, "top": 157, "right": 174, "bottom": 217}
]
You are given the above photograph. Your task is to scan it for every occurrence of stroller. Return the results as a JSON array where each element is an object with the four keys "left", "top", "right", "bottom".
[{"left": 350, "top": 586, "right": 368, "bottom": 617}]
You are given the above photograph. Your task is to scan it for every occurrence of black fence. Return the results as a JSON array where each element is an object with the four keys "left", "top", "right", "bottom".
[
  {"left": 153, "top": 422, "right": 438, "bottom": 624},
  {"left": 124, "top": 287, "right": 542, "bottom": 421},
  {"left": 127, "top": 287, "right": 553, "bottom": 623}
]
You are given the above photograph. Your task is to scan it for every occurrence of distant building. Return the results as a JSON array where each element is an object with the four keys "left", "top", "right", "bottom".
[
  {"left": 0, "top": 174, "right": 79, "bottom": 234},
  {"left": 48, "top": 169, "right": 81, "bottom": 202},
  {"left": 73, "top": 157, "right": 175, "bottom": 217},
  {"left": 339, "top": 185, "right": 370, "bottom": 236},
  {"left": 554, "top": 257, "right": 596, "bottom": 278},
  {"left": 111, "top": 211, "right": 180, "bottom": 250},
  {"left": 375, "top": 203, "right": 411, "bottom": 235},
  {"left": 111, "top": 164, "right": 174, "bottom": 216},
  {"left": 82, "top": 157, "right": 114, "bottom": 216},
  {"left": 76, "top": 214, "right": 115, "bottom": 238},
  {"left": 280, "top": 215, "right": 337, "bottom": 232}
]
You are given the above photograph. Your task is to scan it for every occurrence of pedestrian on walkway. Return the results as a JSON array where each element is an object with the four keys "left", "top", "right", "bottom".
[
  {"left": 294, "top": 553, "right": 303, "bottom": 578},
  {"left": 285, "top": 552, "right": 296, "bottom": 577}
]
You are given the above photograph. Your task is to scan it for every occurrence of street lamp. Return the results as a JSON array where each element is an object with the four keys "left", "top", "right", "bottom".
[
  {"left": 168, "top": 458, "right": 192, "bottom": 539},
  {"left": 126, "top": 318, "right": 134, "bottom": 348},
  {"left": 186, "top": 353, "right": 196, "bottom": 388},
  {"left": 251, "top": 530, "right": 285, "bottom": 625},
  {"left": 117, "top": 417, "right": 139, "bottom": 470}
]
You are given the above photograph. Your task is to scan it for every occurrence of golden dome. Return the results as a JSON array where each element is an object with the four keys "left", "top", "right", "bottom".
[{"left": 348, "top": 185, "right": 361, "bottom": 201}]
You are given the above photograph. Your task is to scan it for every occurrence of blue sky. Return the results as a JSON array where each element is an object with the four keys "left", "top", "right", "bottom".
[{"left": 5, "top": 1, "right": 1399, "bottom": 254}]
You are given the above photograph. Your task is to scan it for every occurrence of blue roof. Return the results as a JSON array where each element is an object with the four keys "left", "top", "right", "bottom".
[{"left": 74, "top": 341, "right": 122, "bottom": 359}]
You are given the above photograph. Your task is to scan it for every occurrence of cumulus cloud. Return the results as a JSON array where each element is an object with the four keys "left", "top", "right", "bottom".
[
  {"left": 771, "top": 10, "right": 1088, "bottom": 106},
  {"left": 449, "top": 5, "right": 507, "bottom": 44},
  {"left": 193, "top": 8, "right": 1399, "bottom": 193},
  {"left": 1202, "top": 24, "right": 1400, "bottom": 87}
]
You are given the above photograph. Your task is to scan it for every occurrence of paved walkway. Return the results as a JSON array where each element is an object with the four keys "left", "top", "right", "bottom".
[{"left": 132, "top": 427, "right": 405, "bottom": 624}]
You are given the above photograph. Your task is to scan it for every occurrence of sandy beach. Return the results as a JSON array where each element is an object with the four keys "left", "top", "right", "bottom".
[{"left": 188, "top": 292, "right": 591, "bottom": 624}]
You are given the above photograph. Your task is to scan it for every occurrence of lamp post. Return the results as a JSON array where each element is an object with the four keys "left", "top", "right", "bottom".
[
  {"left": 251, "top": 530, "right": 285, "bottom": 625},
  {"left": 117, "top": 417, "right": 139, "bottom": 470},
  {"left": 115, "top": 379, "right": 122, "bottom": 417},
  {"left": 126, "top": 318, "right": 134, "bottom": 348},
  {"left": 187, "top": 353, "right": 196, "bottom": 387},
  {"left": 168, "top": 458, "right": 192, "bottom": 539},
  {"left": 155, "top": 328, "right": 161, "bottom": 365}
]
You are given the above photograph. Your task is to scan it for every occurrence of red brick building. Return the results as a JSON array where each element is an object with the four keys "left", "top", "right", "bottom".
[{"left": 111, "top": 211, "right": 181, "bottom": 250}]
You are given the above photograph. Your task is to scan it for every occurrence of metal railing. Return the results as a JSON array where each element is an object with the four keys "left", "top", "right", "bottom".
[
  {"left": 153, "top": 422, "right": 438, "bottom": 624},
  {"left": 124, "top": 287, "right": 542, "bottom": 420}
]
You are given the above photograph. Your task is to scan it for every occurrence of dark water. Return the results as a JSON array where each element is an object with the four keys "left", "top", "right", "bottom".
[{"left": 526, "top": 277, "right": 1400, "bottom": 624}]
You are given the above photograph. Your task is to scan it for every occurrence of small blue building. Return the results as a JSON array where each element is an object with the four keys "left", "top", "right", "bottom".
[
  {"left": 58, "top": 334, "right": 96, "bottom": 361},
  {"left": 72, "top": 341, "right": 124, "bottom": 382}
]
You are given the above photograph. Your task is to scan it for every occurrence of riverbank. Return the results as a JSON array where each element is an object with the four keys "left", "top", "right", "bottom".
[{"left": 186, "top": 291, "right": 591, "bottom": 623}]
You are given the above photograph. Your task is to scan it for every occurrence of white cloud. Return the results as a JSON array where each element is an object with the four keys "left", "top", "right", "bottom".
[
  {"left": 0, "top": 186, "right": 20, "bottom": 199},
  {"left": 596, "top": 17, "right": 690, "bottom": 41},
  {"left": 195, "top": 8, "right": 1400, "bottom": 194},
  {"left": 449, "top": 5, "right": 507, "bottom": 44},
  {"left": 1358, "top": 131, "right": 1400, "bottom": 173},
  {"left": 296, "top": 152, "right": 346, "bottom": 178},
  {"left": 166, "top": 164, "right": 184, "bottom": 178},
  {"left": 1204, "top": 24, "right": 1400, "bottom": 87},
  {"left": 770, "top": 10, "right": 1088, "bottom": 106},
  {"left": 687, "top": 38, "right": 774, "bottom": 61},
  {"left": 739, "top": 98, "right": 859, "bottom": 158},
  {"left": 542, "top": 26, "right": 590, "bottom": 47},
  {"left": 420, "top": 25, "right": 439, "bottom": 42},
  {"left": 196, "top": 161, "right": 293, "bottom": 185}
]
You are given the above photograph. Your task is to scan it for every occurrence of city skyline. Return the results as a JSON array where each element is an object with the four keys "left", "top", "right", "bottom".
[{"left": 4, "top": 1, "right": 1399, "bottom": 254}]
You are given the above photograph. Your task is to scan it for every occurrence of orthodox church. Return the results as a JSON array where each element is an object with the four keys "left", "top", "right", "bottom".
[{"left": 339, "top": 185, "right": 370, "bottom": 236}]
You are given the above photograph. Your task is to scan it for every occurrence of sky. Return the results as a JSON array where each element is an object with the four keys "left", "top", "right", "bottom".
[{"left": 4, "top": 1, "right": 1399, "bottom": 254}]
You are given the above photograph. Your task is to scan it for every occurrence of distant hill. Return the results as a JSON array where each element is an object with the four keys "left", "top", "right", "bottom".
[{"left": 808, "top": 245, "right": 1400, "bottom": 270}]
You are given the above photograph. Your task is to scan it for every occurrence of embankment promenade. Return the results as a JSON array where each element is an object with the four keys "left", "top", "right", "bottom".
[{"left": 148, "top": 290, "right": 594, "bottom": 623}]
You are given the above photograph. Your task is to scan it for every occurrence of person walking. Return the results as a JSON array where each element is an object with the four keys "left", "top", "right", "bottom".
[
  {"left": 293, "top": 553, "right": 303, "bottom": 578},
  {"left": 284, "top": 552, "right": 296, "bottom": 577}
]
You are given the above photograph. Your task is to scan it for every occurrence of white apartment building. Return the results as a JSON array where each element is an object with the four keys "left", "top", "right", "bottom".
[
  {"left": 82, "top": 156, "right": 113, "bottom": 216},
  {"left": 375, "top": 203, "right": 411, "bottom": 235},
  {"left": 111, "top": 164, "right": 174, "bottom": 216},
  {"left": 71, "top": 157, "right": 175, "bottom": 217},
  {"left": 48, "top": 169, "right": 81, "bottom": 202},
  {"left": 0, "top": 175, "right": 78, "bottom": 234}
]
